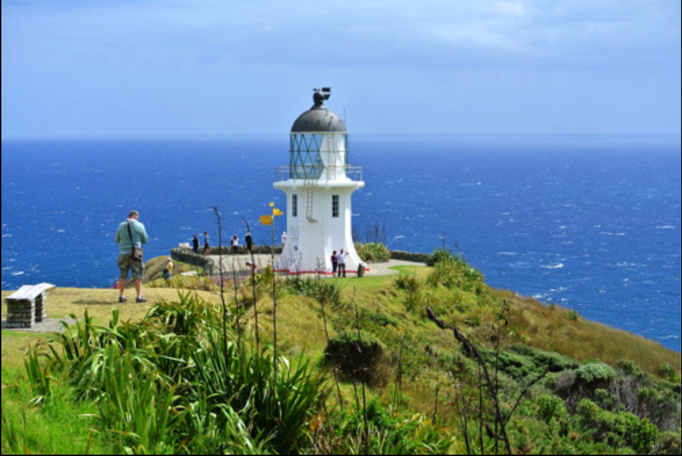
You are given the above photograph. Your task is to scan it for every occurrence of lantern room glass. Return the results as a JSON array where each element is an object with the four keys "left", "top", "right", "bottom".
[{"left": 289, "top": 132, "right": 348, "bottom": 180}]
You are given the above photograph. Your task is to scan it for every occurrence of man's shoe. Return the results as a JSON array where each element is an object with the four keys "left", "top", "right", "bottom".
[
  {"left": 135, "top": 296, "right": 148, "bottom": 303},
  {"left": 118, "top": 296, "right": 127, "bottom": 303}
]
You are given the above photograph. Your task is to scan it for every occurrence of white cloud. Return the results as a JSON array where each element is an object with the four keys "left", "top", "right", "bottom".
[
  {"left": 2, "top": 0, "right": 679, "bottom": 136},
  {"left": 3, "top": 0, "right": 679, "bottom": 74},
  {"left": 494, "top": 1, "right": 527, "bottom": 17}
]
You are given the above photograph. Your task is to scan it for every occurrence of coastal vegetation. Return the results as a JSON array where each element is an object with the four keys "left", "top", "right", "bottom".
[
  {"left": 355, "top": 242, "right": 392, "bottom": 263},
  {"left": 1, "top": 249, "right": 680, "bottom": 454}
]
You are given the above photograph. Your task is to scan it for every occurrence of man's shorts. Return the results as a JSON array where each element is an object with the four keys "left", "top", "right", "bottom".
[{"left": 118, "top": 254, "right": 145, "bottom": 280}]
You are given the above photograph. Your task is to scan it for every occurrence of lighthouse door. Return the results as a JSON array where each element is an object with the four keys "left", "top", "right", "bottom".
[{"left": 289, "top": 227, "right": 300, "bottom": 251}]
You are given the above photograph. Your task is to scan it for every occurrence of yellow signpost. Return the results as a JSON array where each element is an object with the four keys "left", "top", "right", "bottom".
[{"left": 263, "top": 202, "right": 283, "bottom": 381}]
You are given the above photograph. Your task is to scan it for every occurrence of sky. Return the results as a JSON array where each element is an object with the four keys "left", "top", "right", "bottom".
[{"left": 2, "top": 0, "right": 680, "bottom": 138}]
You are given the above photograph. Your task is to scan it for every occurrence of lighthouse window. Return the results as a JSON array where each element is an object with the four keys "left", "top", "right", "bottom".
[
  {"left": 292, "top": 194, "right": 298, "bottom": 217},
  {"left": 332, "top": 195, "right": 339, "bottom": 218}
]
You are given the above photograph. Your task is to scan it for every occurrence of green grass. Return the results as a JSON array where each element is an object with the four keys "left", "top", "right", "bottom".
[
  {"left": 1, "top": 331, "right": 48, "bottom": 369},
  {"left": 2, "top": 254, "right": 680, "bottom": 454},
  {"left": 2, "top": 366, "right": 114, "bottom": 454}
]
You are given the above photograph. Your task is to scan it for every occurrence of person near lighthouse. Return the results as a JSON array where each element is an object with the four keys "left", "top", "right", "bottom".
[
  {"left": 245, "top": 231, "right": 254, "bottom": 253},
  {"left": 331, "top": 250, "right": 339, "bottom": 276},
  {"left": 337, "top": 248, "right": 348, "bottom": 277}
]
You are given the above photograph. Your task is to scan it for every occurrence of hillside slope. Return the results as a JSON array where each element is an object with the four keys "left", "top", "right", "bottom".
[{"left": 2, "top": 255, "right": 680, "bottom": 454}]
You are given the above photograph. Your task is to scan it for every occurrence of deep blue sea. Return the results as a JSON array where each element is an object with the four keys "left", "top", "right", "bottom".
[{"left": 2, "top": 135, "right": 680, "bottom": 351}]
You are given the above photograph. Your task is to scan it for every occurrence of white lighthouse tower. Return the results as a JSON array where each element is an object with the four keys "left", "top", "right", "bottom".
[{"left": 274, "top": 88, "right": 365, "bottom": 274}]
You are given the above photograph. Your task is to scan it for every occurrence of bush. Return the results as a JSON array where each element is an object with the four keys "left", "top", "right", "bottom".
[
  {"left": 658, "top": 362, "right": 678, "bottom": 383},
  {"left": 657, "top": 431, "right": 682, "bottom": 455},
  {"left": 426, "top": 252, "right": 484, "bottom": 291},
  {"left": 617, "top": 359, "right": 638, "bottom": 376},
  {"left": 325, "top": 331, "right": 389, "bottom": 385},
  {"left": 427, "top": 247, "right": 456, "bottom": 266},
  {"left": 536, "top": 394, "right": 567, "bottom": 423},
  {"left": 354, "top": 242, "right": 391, "bottom": 263},
  {"left": 481, "top": 347, "right": 535, "bottom": 379},
  {"left": 576, "top": 399, "right": 659, "bottom": 454},
  {"left": 510, "top": 344, "right": 579, "bottom": 373},
  {"left": 576, "top": 362, "right": 617, "bottom": 385},
  {"left": 395, "top": 273, "right": 421, "bottom": 292},
  {"left": 369, "top": 311, "right": 399, "bottom": 328},
  {"left": 286, "top": 277, "right": 341, "bottom": 307},
  {"left": 337, "top": 399, "right": 453, "bottom": 454},
  {"left": 567, "top": 310, "right": 580, "bottom": 321}
]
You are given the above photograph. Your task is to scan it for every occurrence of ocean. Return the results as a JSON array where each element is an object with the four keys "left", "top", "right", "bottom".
[{"left": 2, "top": 135, "right": 680, "bottom": 351}]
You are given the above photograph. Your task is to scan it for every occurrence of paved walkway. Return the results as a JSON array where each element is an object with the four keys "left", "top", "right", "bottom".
[
  {"left": 362, "top": 259, "right": 426, "bottom": 276},
  {"left": 2, "top": 317, "right": 78, "bottom": 333},
  {"left": 208, "top": 253, "right": 426, "bottom": 277}
]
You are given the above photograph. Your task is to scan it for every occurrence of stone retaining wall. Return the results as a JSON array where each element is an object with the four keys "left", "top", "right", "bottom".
[
  {"left": 170, "top": 248, "right": 215, "bottom": 275},
  {"left": 389, "top": 250, "right": 430, "bottom": 264},
  {"left": 171, "top": 246, "right": 284, "bottom": 276}
]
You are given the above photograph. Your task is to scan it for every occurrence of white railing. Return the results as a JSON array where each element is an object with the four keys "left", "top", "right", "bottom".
[{"left": 275, "top": 165, "right": 363, "bottom": 182}]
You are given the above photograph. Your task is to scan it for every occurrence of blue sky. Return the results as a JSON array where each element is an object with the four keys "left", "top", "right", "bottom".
[{"left": 2, "top": 0, "right": 680, "bottom": 138}]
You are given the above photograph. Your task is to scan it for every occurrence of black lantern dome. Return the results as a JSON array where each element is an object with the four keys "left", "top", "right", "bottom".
[{"left": 291, "top": 88, "right": 346, "bottom": 133}]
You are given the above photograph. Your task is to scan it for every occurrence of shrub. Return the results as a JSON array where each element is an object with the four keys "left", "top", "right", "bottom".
[
  {"left": 576, "top": 399, "right": 659, "bottom": 454},
  {"left": 369, "top": 311, "right": 399, "bottom": 328},
  {"left": 427, "top": 247, "right": 456, "bottom": 266},
  {"left": 536, "top": 394, "right": 567, "bottom": 423},
  {"left": 426, "top": 254, "right": 484, "bottom": 291},
  {"left": 576, "top": 362, "right": 617, "bottom": 385},
  {"left": 617, "top": 359, "right": 638, "bottom": 376},
  {"left": 337, "top": 400, "right": 453, "bottom": 454},
  {"left": 480, "top": 347, "right": 535, "bottom": 379},
  {"left": 286, "top": 277, "right": 341, "bottom": 307},
  {"left": 354, "top": 242, "right": 391, "bottom": 262},
  {"left": 555, "top": 370, "right": 578, "bottom": 392},
  {"left": 510, "top": 344, "right": 579, "bottom": 373},
  {"left": 395, "top": 273, "right": 421, "bottom": 292},
  {"left": 325, "top": 331, "right": 389, "bottom": 385},
  {"left": 285, "top": 276, "right": 317, "bottom": 296},
  {"left": 657, "top": 431, "right": 681, "bottom": 455},
  {"left": 567, "top": 309, "right": 580, "bottom": 321},
  {"left": 658, "top": 362, "right": 678, "bottom": 383}
]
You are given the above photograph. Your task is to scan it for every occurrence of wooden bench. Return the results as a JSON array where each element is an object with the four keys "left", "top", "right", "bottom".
[{"left": 5, "top": 283, "right": 56, "bottom": 328}]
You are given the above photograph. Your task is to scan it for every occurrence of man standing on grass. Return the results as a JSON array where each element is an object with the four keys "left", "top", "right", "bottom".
[
  {"left": 337, "top": 248, "right": 348, "bottom": 277},
  {"left": 114, "top": 210, "right": 149, "bottom": 303}
]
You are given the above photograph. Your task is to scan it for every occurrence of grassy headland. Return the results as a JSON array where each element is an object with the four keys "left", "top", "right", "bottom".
[{"left": 2, "top": 252, "right": 680, "bottom": 454}]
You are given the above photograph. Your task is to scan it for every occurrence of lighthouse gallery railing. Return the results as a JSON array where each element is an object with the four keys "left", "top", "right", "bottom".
[{"left": 275, "top": 165, "right": 363, "bottom": 182}]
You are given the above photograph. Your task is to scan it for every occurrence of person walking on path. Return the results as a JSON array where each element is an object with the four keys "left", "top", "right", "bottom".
[
  {"left": 203, "top": 231, "right": 210, "bottom": 254},
  {"left": 231, "top": 234, "right": 239, "bottom": 254},
  {"left": 331, "top": 250, "right": 339, "bottom": 277},
  {"left": 163, "top": 257, "right": 173, "bottom": 281},
  {"left": 192, "top": 234, "right": 199, "bottom": 254},
  {"left": 245, "top": 231, "right": 253, "bottom": 253},
  {"left": 337, "top": 248, "right": 348, "bottom": 278},
  {"left": 114, "top": 210, "right": 149, "bottom": 303}
]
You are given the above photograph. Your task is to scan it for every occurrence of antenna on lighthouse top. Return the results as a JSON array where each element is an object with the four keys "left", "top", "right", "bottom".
[{"left": 313, "top": 87, "right": 331, "bottom": 101}]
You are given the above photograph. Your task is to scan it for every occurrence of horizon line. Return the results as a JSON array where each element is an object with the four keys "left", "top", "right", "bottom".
[{"left": 3, "top": 132, "right": 681, "bottom": 141}]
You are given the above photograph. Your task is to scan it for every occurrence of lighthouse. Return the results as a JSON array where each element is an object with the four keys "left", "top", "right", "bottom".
[{"left": 274, "top": 88, "right": 365, "bottom": 274}]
